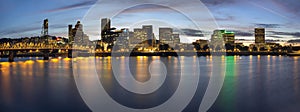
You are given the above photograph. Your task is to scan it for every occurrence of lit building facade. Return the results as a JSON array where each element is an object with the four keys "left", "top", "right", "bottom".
[
  {"left": 129, "top": 28, "right": 147, "bottom": 48},
  {"left": 68, "top": 25, "right": 73, "bottom": 43},
  {"left": 68, "top": 21, "right": 89, "bottom": 45},
  {"left": 101, "top": 18, "right": 111, "bottom": 32},
  {"left": 159, "top": 28, "right": 174, "bottom": 45},
  {"left": 211, "top": 30, "right": 235, "bottom": 44},
  {"left": 211, "top": 30, "right": 236, "bottom": 51},
  {"left": 115, "top": 28, "right": 129, "bottom": 49},
  {"left": 255, "top": 28, "right": 265, "bottom": 44},
  {"left": 142, "top": 25, "right": 154, "bottom": 45},
  {"left": 173, "top": 33, "right": 180, "bottom": 44},
  {"left": 224, "top": 31, "right": 235, "bottom": 44},
  {"left": 101, "top": 18, "right": 116, "bottom": 45}
]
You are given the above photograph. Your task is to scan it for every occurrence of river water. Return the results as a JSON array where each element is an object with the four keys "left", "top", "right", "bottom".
[{"left": 0, "top": 56, "right": 299, "bottom": 112}]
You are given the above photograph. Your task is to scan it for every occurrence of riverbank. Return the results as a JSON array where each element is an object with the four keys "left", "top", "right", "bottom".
[{"left": 0, "top": 51, "right": 292, "bottom": 58}]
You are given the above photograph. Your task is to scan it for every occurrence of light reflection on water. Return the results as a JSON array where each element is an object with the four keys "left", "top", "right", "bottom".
[{"left": 0, "top": 56, "right": 300, "bottom": 112}]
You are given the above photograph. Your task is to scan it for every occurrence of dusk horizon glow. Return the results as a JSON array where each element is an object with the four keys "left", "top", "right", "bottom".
[
  {"left": 1, "top": 0, "right": 300, "bottom": 42},
  {"left": 1, "top": 1, "right": 300, "bottom": 112}
]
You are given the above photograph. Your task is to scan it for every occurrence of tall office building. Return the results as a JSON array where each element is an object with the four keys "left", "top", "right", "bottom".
[
  {"left": 173, "top": 33, "right": 180, "bottom": 44},
  {"left": 68, "top": 25, "right": 73, "bottom": 43},
  {"left": 211, "top": 30, "right": 235, "bottom": 44},
  {"left": 129, "top": 31, "right": 134, "bottom": 45},
  {"left": 101, "top": 18, "right": 117, "bottom": 44},
  {"left": 159, "top": 28, "right": 173, "bottom": 45},
  {"left": 127, "top": 28, "right": 148, "bottom": 48},
  {"left": 101, "top": 18, "right": 111, "bottom": 42},
  {"left": 101, "top": 18, "right": 111, "bottom": 32},
  {"left": 68, "top": 21, "right": 89, "bottom": 45},
  {"left": 142, "top": 25, "right": 154, "bottom": 45},
  {"left": 133, "top": 28, "right": 147, "bottom": 43},
  {"left": 115, "top": 28, "right": 129, "bottom": 48},
  {"left": 224, "top": 31, "right": 235, "bottom": 44},
  {"left": 210, "top": 30, "right": 235, "bottom": 50},
  {"left": 255, "top": 28, "right": 265, "bottom": 44}
]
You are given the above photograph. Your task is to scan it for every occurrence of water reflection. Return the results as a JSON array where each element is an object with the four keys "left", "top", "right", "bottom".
[
  {"left": 95, "top": 56, "right": 182, "bottom": 109},
  {"left": 0, "top": 56, "right": 300, "bottom": 112},
  {"left": 216, "top": 56, "right": 237, "bottom": 112},
  {"left": 0, "top": 58, "right": 90, "bottom": 112},
  {"left": 293, "top": 57, "right": 299, "bottom": 94}
]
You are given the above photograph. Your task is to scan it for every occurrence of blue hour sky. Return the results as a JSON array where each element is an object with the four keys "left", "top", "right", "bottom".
[{"left": 0, "top": 0, "right": 300, "bottom": 42}]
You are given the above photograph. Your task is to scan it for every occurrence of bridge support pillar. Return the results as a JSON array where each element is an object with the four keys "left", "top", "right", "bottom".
[
  {"left": 43, "top": 53, "right": 49, "bottom": 60},
  {"left": 68, "top": 50, "right": 72, "bottom": 58},
  {"left": 43, "top": 50, "right": 50, "bottom": 60},
  {"left": 8, "top": 51, "right": 15, "bottom": 62}
]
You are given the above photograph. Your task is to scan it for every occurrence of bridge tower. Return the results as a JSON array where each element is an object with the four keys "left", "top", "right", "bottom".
[{"left": 41, "top": 19, "right": 49, "bottom": 36}]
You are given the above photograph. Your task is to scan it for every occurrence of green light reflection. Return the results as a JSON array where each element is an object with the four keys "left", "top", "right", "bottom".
[{"left": 219, "top": 56, "right": 237, "bottom": 111}]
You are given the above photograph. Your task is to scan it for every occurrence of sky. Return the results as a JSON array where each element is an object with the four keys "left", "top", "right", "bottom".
[{"left": 0, "top": 0, "right": 300, "bottom": 42}]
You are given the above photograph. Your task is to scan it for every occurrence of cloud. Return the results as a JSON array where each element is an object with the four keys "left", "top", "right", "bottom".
[
  {"left": 215, "top": 15, "right": 235, "bottom": 21},
  {"left": 43, "top": 0, "right": 96, "bottom": 13},
  {"left": 201, "top": 15, "right": 235, "bottom": 22},
  {"left": 0, "top": 24, "right": 67, "bottom": 37},
  {"left": 268, "top": 31, "right": 300, "bottom": 37},
  {"left": 177, "top": 29, "right": 204, "bottom": 37},
  {"left": 271, "top": 0, "right": 300, "bottom": 16},
  {"left": 0, "top": 26, "right": 41, "bottom": 36},
  {"left": 120, "top": 4, "right": 176, "bottom": 14},
  {"left": 231, "top": 30, "right": 253, "bottom": 37},
  {"left": 51, "top": 24, "right": 67, "bottom": 29},
  {"left": 255, "top": 23, "right": 281, "bottom": 28},
  {"left": 287, "top": 39, "right": 300, "bottom": 43},
  {"left": 268, "top": 35, "right": 284, "bottom": 38},
  {"left": 249, "top": 1, "right": 290, "bottom": 20},
  {"left": 201, "top": 0, "right": 237, "bottom": 6}
]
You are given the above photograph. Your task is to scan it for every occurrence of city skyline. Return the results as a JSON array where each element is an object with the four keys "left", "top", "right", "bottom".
[
  {"left": 1, "top": 0, "right": 300, "bottom": 42},
  {"left": 0, "top": 17, "right": 288, "bottom": 44},
  {"left": 1, "top": 1, "right": 300, "bottom": 112}
]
